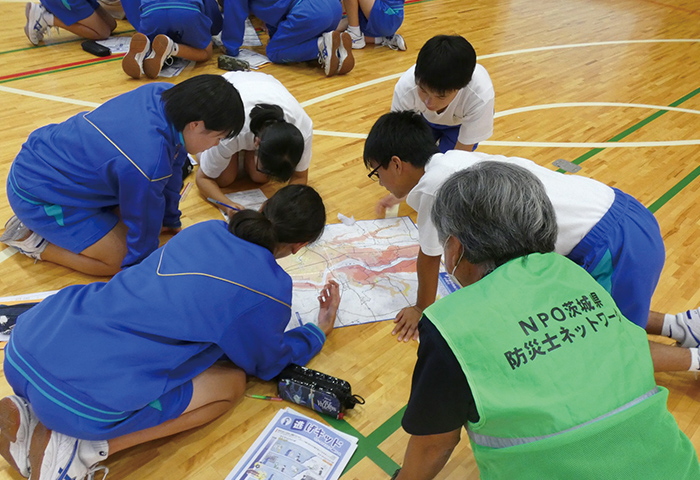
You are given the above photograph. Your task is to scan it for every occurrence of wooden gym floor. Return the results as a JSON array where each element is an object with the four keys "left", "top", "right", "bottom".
[{"left": 0, "top": 0, "right": 699, "bottom": 478}]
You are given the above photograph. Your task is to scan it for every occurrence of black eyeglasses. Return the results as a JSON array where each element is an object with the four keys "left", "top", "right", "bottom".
[{"left": 367, "top": 164, "right": 382, "bottom": 181}]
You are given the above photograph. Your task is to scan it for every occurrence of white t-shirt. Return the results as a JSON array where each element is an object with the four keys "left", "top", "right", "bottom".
[
  {"left": 199, "top": 71, "right": 313, "bottom": 178},
  {"left": 391, "top": 64, "right": 495, "bottom": 146},
  {"left": 406, "top": 150, "right": 615, "bottom": 256}
]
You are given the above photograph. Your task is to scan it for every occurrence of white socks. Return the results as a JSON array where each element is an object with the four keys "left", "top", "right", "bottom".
[{"left": 661, "top": 309, "right": 700, "bottom": 349}]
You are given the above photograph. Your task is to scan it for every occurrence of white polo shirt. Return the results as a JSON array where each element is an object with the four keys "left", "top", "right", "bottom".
[
  {"left": 391, "top": 64, "right": 495, "bottom": 146},
  {"left": 406, "top": 150, "right": 615, "bottom": 256},
  {"left": 199, "top": 71, "right": 313, "bottom": 178}
]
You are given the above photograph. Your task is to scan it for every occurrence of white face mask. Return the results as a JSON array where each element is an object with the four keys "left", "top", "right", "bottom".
[{"left": 443, "top": 237, "right": 464, "bottom": 289}]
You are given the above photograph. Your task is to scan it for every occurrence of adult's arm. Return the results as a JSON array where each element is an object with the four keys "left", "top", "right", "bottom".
[{"left": 395, "top": 430, "right": 462, "bottom": 480}]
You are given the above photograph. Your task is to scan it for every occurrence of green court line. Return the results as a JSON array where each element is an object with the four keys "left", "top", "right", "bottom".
[
  {"left": 0, "top": 57, "right": 123, "bottom": 84},
  {"left": 328, "top": 410, "right": 403, "bottom": 477},
  {"left": 555, "top": 86, "right": 700, "bottom": 211},
  {"left": 0, "top": 30, "right": 135, "bottom": 56}
]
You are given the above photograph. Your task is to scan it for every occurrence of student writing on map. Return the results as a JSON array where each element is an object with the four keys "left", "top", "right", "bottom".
[{"left": 0, "top": 185, "right": 340, "bottom": 479}]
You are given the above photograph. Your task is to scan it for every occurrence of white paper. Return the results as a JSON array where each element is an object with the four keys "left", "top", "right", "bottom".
[{"left": 225, "top": 407, "right": 358, "bottom": 480}]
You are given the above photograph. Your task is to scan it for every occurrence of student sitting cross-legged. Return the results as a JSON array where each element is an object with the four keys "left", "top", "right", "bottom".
[{"left": 0, "top": 185, "right": 340, "bottom": 480}]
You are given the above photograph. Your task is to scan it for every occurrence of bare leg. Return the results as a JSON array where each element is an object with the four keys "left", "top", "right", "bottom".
[
  {"left": 53, "top": 8, "right": 116, "bottom": 40},
  {"left": 649, "top": 340, "right": 691, "bottom": 372},
  {"left": 40, "top": 221, "right": 128, "bottom": 276},
  {"left": 646, "top": 311, "right": 665, "bottom": 335},
  {"left": 109, "top": 364, "right": 246, "bottom": 454},
  {"left": 175, "top": 42, "right": 214, "bottom": 63}
]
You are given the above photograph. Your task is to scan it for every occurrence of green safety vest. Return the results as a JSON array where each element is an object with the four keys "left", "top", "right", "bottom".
[{"left": 426, "top": 253, "right": 700, "bottom": 479}]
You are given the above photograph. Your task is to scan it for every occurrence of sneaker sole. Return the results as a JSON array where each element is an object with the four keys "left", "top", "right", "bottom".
[
  {"left": 337, "top": 32, "right": 355, "bottom": 75},
  {"left": 143, "top": 34, "right": 171, "bottom": 79},
  {"left": 0, "top": 397, "right": 23, "bottom": 474},
  {"left": 23, "top": 2, "right": 38, "bottom": 46},
  {"left": 122, "top": 32, "right": 149, "bottom": 79},
  {"left": 324, "top": 31, "right": 341, "bottom": 77}
]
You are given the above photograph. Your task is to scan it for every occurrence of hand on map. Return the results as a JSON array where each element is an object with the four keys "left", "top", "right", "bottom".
[
  {"left": 375, "top": 194, "right": 403, "bottom": 216},
  {"left": 317, "top": 280, "right": 340, "bottom": 336},
  {"left": 392, "top": 305, "right": 422, "bottom": 342}
]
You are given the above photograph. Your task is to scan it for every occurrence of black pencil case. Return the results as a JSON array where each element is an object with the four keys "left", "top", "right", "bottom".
[{"left": 277, "top": 364, "right": 364, "bottom": 419}]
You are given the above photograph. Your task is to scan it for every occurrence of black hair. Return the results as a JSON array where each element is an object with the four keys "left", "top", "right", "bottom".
[
  {"left": 414, "top": 35, "right": 477, "bottom": 94},
  {"left": 249, "top": 104, "right": 304, "bottom": 182},
  {"left": 162, "top": 74, "right": 244, "bottom": 139},
  {"left": 228, "top": 185, "right": 326, "bottom": 254},
  {"left": 363, "top": 111, "right": 440, "bottom": 169}
]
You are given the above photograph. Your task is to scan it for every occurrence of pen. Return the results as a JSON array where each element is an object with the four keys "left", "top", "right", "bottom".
[
  {"left": 207, "top": 197, "right": 241, "bottom": 211},
  {"left": 246, "top": 394, "right": 284, "bottom": 401}
]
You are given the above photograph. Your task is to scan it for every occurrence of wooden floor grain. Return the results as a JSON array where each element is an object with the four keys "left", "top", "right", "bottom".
[{"left": 1, "top": 0, "right": 699, "bottom": 478}]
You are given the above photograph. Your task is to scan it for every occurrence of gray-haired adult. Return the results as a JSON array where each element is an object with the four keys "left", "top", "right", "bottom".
[{"left": 394, "top": 162, "right": 699, "bottom": 480}]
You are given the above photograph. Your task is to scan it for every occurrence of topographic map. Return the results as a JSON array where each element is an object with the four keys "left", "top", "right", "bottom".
[{"left": 278, "top": 217, "right": 458, "bottom": 329}]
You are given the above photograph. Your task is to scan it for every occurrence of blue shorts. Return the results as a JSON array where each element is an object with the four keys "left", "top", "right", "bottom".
[
  {"left": 265, "top": 0, "right": 342, "bottom": 63},
  {"left": 41, "top": 0, "right": 100, "bottom": 25},
  {"left": 139, "top": 0, "right": 221, "bottom": 50},
  {"left": 359, "top": 0, "right": 404, "bottom": 38},
  {"left": 4, "top": 337, "right": 193, "bottom": 441},
  {"left": 567, "top": 188, "right": 665, "bottom": 328},
  {"left": 423, "top": 120, "right": 478, "bottom": 152},
  {"left": 7, "top": 168, "right": 118, "bottom": 254}
]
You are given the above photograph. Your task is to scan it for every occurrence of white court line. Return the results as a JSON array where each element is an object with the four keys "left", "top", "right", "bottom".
[
  {"left": 312, "top": 129, "right": 700, "bottom": 148},
  {"left": 495, "top": 102, "right": 700, "bottom": 118},
  {"left": 0, "top": 290, "right": 59, "bottom": 303},
  {"left": 301, "top": 39, "right": 700, "bottom": 107},
  {"left": 0, "top": 247, "right": 17, "bottom": 262},
  {"left": 0, "top": 86, "right": 100, "bottom": 108}
]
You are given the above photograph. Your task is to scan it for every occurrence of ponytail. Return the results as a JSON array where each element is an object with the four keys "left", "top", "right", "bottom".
[
  {"left": 228, "top": 210, "right": 277, "bottom": 253},
  {"left": 228, "top": 185, "right": 325, "bottom": 253},
  {"left": 249, "top": 103, "right": 285, "bottom": 136}
]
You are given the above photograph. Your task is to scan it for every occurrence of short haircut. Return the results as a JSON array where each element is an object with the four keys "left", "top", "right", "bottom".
[
  {"left": 363, "top": 111, "right": 439, "bottom": 169},
  {"left": 249, "top": 104, "right": 304, "bottom": 182},
  {"left": 228, "top": 185, "right": 326, "bottom": 253},
  {"left": 162, "top": 74, "right": 244, "bottom": 139},
  {"left": 414, "top": 35, "right": 477, "bottom": 94},
  {"left": 431, "top": 162, "right": 557, "bottom": 271}
]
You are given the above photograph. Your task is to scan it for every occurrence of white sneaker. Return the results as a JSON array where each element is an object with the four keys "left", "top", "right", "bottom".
[
  {"left": 122, "top": 32, "right": 150, "bottom": 79},
  {"left": 379, "top": 34, "right": 406, "bottom": 51},
  {"left": 143, "top": 34, "right": 176, "bottom": 79},
  {"left": 24, "top": 2, "right": 51, "bottom": 46},
  {"left": 29, "top": 424, "right": 109, "bottom": 480},
  {"left": 318, "top": 31, "right": 340, "bottom": 77},
  {"left": 669, "top": 308, "right": 700, "bottom": 348},
  {"left": 0, "top": 216, "right": 47, "bottom": 260},
  {"left": 347, "top": 29, "right": 365, "bottom": 49},
  {"left": 336, "top": 31, "right": 354, "bottom": 75},
  {"left": 0, "top": 396, "right": 39, "bottom": 477}
]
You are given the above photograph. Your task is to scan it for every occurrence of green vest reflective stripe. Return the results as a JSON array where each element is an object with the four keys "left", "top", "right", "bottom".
[{"left": 426, "top": 253, "right": 700, "bottom": 479}]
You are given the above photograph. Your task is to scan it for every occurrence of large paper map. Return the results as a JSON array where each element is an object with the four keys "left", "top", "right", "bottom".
[{"left": 278, "top": 217, "right": 457, "bottom": 329}]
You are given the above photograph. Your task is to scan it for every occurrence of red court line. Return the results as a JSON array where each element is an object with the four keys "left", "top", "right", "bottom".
[{"left": 0, "top": 53, "right": 125, "bottom": 82}]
